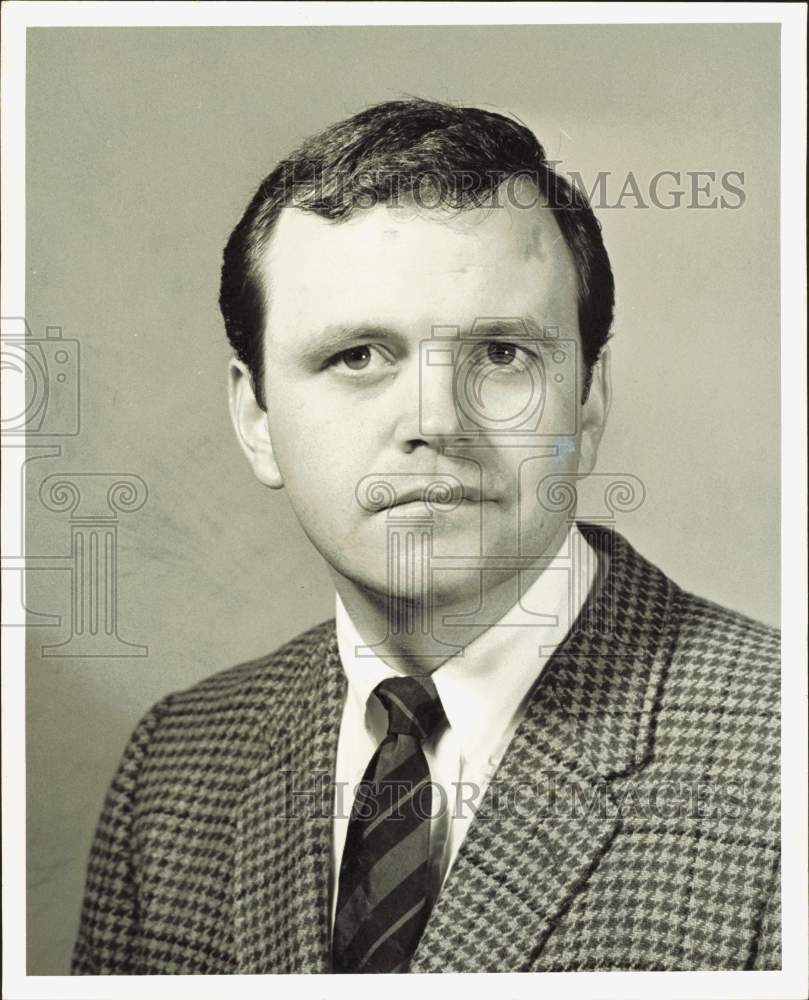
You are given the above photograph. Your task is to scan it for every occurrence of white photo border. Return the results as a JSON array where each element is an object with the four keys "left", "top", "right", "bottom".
[{"left": 2, "top": 3, "right": 806, "bottom": 999}]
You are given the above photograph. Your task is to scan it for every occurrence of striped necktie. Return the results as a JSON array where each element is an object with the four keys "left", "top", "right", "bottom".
[{"left": 332, "top": 674, "right": 446, "bottom": 973}]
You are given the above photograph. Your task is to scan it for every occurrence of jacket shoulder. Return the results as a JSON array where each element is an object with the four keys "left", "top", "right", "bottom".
[
  {"left": 663, "top": 584, "right": 780, "bottom": 794},
  {"left": 130, "top": 618, "right": 337, "bottom": 776},
  {"left": 163, "top": 617, "right": 337, "bottom": 709},
  {"left": 671, "top": 586, "right": 780, "bottom": 685},
  {"left": 675, "top": 585, "right": 779, "bottom": 639},
  {"left": 73, "top": 620, "right": 337, "bottom": 974}
]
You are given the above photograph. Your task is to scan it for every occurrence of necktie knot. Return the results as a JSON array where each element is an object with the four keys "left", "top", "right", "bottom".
[{"left": 374, "top": 675, "right": 445, "bottom": 742}]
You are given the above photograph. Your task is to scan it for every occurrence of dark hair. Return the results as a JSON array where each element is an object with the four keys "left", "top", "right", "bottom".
[{"left": 219, "top": 98, "right": 614, "bottom": 408}]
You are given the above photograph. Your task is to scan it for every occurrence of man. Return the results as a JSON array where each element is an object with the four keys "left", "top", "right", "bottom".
[{"left": 72, "top": 98, "right": 780, "bottom": 974}]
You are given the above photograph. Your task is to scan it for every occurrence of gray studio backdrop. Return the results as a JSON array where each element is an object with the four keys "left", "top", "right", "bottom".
[{"left": 24, "top": 25, "right": 779, "bottom": 973}]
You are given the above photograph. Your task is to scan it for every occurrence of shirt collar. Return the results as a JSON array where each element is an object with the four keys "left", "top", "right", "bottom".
[
  {"left": 335, "top": 523, "right": 597, "bottom": 771},
  {"left": 334, "top": 598, "right": 401, "bottom": 728}
]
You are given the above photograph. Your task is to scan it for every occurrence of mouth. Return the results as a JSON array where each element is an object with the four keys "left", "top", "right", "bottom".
[
  {"left": 356, "top": 473, "right": 495, "bottom": 514},
  {"left": 383, "top": 485, "right": 487, "bottom": 511}
]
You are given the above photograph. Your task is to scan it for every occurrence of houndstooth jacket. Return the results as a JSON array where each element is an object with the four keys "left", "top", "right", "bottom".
[{"left": 72, "top": 523, "right": 781, "bottom": 974}]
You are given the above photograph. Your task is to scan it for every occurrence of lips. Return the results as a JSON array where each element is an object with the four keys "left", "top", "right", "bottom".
[
  {"left": 389, "top": 484, "right": 482, "bottom": 508},
  {"left": 355, "top": 473, "right": 492, "bottom": 514}
]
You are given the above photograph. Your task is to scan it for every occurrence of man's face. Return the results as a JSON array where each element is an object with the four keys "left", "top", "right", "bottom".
[{"left": 233, "top": 195, "right": 607, "bottom": 607}]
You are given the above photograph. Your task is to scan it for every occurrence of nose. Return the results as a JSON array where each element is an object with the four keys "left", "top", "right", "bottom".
[{"left": 393, "top": 353, "right": 473, "bottom": 453}]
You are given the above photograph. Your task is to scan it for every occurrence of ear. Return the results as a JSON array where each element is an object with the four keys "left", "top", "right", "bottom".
[
  {"left": 227, "top": 358, "right": 284, "bottom": 489},
  {"left": 577, "top": 348, "right": 612, "bottom": 476}
]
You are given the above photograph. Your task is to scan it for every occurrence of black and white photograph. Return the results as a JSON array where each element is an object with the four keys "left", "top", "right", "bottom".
[{"left": 1, "top": 3, "right": 806, "bottom": 997}]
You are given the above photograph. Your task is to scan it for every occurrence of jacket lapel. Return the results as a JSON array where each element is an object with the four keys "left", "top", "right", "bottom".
[
  {"left": 410, "top": 523, "right": 678, "bottom": 972},
  {"left": 233, "top": 624, "right": 346, "bottom": 972}
]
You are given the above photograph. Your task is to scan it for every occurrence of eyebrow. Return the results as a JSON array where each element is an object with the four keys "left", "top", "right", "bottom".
[
  {"left": 300, "top": 325, "right": 405, "bottom": 365},
  {"left": 459, "top": 317, "right": 553, "bottom": 340}
]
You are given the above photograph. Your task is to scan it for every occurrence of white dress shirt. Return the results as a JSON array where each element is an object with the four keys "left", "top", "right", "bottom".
[{"left": 331, "top": 523, "right": 598, "bottom": 927}]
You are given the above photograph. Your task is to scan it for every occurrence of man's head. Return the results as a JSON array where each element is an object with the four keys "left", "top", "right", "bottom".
[
  {"left": 220, "top": 98, "right": 613, "bottom": 409},
  {"left": 222, "top": 98, "right": 614, "bottom": 606}
]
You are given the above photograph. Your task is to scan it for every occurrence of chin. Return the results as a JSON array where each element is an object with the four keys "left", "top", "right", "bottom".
[
  {"left": 332, "top": 559, "right": 483, "bottom": 613},
  {"left": 432, "top": 567, "right": 521, "bottom": 607}
]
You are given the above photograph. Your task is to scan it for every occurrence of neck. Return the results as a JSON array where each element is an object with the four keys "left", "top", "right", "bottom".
[{"left": 330, "top": 521, "right": 572, "bottom": 674}]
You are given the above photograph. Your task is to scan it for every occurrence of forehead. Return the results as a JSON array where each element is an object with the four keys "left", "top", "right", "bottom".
[{"left": 261, "top": 198, "right": 578, "bottom": 340}]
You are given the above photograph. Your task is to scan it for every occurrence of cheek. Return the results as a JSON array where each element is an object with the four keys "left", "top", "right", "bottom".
[
  {"left": 513, "top": 443, "right": 582, "bottom": 520},
  {"left": 268, "top": 398, "right": 364, "bottom": 498}
]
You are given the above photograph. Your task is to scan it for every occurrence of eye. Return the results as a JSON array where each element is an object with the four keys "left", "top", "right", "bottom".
[
  {"left": 341, "top": 345, "right": 372, "bottom": 370},
  {"left": 477, "top": 341, "right": 537, "bottom": 375},
  {"left": 487, "top": 342, "right": 518, "bottom": 365},
  {"left": 324, "top": 343, "right": 393, "bottom": 375}
]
